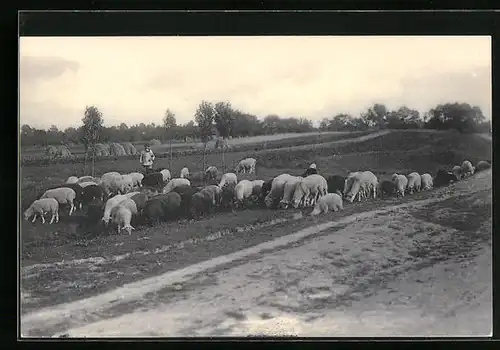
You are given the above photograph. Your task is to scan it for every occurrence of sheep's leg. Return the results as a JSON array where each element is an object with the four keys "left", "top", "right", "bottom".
[
  {"left": 79, "top": 202, "right": 83, "bottom": 210},
  {"left": 49, "top": 213, "right": 55, "bottom": 224},
  {"left": 41, "top": 214, "right": 45, "bottom": 224},
  {"left": 117, "top": 225, "right": 121, "bottom": 234},
  {"left": 32, "top": 214, "right": 37, "bottom": 223},
  {"left": 56, "top": 211, "right": 59, "bottom": 223}
]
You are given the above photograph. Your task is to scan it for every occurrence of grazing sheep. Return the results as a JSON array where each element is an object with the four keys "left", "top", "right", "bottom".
[
  {"left": 264, "top": 174, "right": 294, "bottom": 209},
  {"left": 278, "top": 176, "right": 303, "bottom": 209},
  {"left": 218, "top": 173, "right": 238, "bottom": 188},
  {"left": 79, "top": 181, "right": 98, "bottom": 188},
  {"left": 81, "top": 184, "right": 104, "bottom": 205},
  {"left": 66, "top": 176, "right": 79, "bottom": 184},
  {"left": 143, "top": 192, "right": 182, "bottom": 225},
  {"left": 420, "top": 173, "right": 434, "bottom": 191},
  {"left": 159, "top": 169, "right": 172, "bottom": 183},
  {"left": 343, "top": 172, "right": 361, "bottom": 200},
  {"left": 127, "top": 172, "right": 145, "bottom": 188},
  {"left": 77, "top": 176, "right": 94, "bottom": 183},
  {"left": 234, "top": 158, "right": 257, "bottom": 174},
  {"left": 310, "top": 193, "right": 343, "bottom": 216},
  {"left": 162, "top": 178, "right": 191, "bottom": 194},
  {"left": 172, "top": 185, "right": 200, "bottom": 217},
  {"left": 139, "top": 186, "right": 160, "bottom": 197},
  {"left": 378, "top": 180, "right": 397, "bottom": 198},
  {"left": 84, "top": 199, "right": 105, "bottom": 229},
  {"left": 24, "top": 198, "right": 59, "bottom": 224},
  {"left": 461, "top": 160, "right": 475, "bottom": 178},
  {"left": 190, "top": 189, "right": 218, "bottom": 219},
  {"left": 391, "top": 174, "right": 408, "bottom": 197},
  {"left": 234, "top": 180, "right": 254, "bottom": 208},
  {"left": 205, "top": 166, "right": 218, "bottom": 181},
  {"left": 110, "top": 175, "right": 134, "bottom": 195},
  {"left": 220, "top": 183, "right": 236, "bottom": 211},
  {"left": 452, "top": 165, "right": 463, "bottom": 181},
  {"left": 476, "top": 160, "right": 491, "bottom": 172},
  {"left": 141, "top": 172, "right": 165, "bottom": 189},
  {"left": 260, "top": 179, "right": 273, "bottom": 199},
  {"left": 325, "top": 175, "right": 345, "bottom": 196},
  {"left": 180, "top": 167, "right": 190, "bottom": 179},
  {"left": 129, "top": 193, "right": 149, "bottom": 212},
  {"left": 111, "top": 199, "right": 138, "bottom": 235},
  {"left": 291, "top": 174, "right": 328, "bottom": 208},
  {"left": 434, "top": 169, "right": 457, "bottom": 187},
  {"left": 40, "top": 187, "right": 77, "bottom": 215},
  {"left": 406, "top": 172, "right": 422, "bottom": 194},
  {"left": 202, "top": 185, "right": 223, "bottom": 206},
  {"left": 101, "top": 172, "right": 121, "bottom": 180},
  {"left": 102, "top": 192, "right": 140, "bottom": 224},
  {"left": 251, "top": 180, "right": 265, "bottom": 198}
]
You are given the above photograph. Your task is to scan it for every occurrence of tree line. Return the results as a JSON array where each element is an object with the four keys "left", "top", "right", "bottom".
[{"left": 20, "top": 101, "right": 491, "bottom": 148}]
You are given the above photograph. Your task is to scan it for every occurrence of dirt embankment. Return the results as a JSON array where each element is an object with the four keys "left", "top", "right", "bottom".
[{"left": 22, "top": 170, "right": 492, "bottom": 337}]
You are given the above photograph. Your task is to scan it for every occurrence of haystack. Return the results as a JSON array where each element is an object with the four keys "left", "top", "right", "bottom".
[
  {"left": 150, "top": 139, "right": 161, "bottom": 146},
  {"left": 102, "top": 143, "right": 111, "bottom": 153},
  {"left": 45, "top": 145, "right": 59, "bottom": 157},
  {"left": 57, "top": 145, "right": 72, "bottom": 158},
  {"left": 87, "top": 143, "right": 110, "bottom": 157},
  {"left": 121, "top": 142, "right": 137, "bottom": 155},
  {"left": 109, "top": 142, "right": 127, "bottom": 156}
]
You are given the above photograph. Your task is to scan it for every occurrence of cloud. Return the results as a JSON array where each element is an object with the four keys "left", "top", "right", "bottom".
[{"left": 20, "top": 56, "right": 80, "bottom": 84}]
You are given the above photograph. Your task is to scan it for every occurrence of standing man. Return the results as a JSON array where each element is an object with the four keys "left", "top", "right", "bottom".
[{"left": 140, "top": 143, "right": 155, "bottom": 172}]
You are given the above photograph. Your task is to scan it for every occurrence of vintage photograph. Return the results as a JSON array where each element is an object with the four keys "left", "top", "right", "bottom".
[{"left": 19, "top": 35, "right": 492, "bottom": 337}]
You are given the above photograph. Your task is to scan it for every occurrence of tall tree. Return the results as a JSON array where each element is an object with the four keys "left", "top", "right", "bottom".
[
  {"left": 163, "top": 108, "right": 177, "bottom": 168},
  {"left": 213, "top": 101, "right": 234, "bottom": 139},
  {"left": 425, "top": 102, "right": 486, "bottom": 133},
  {"left": 194, "top": 100, "right": 215, "bottom": 172},
  {"left": 81, "top": 105, "right": 104, "bottom": 176}
]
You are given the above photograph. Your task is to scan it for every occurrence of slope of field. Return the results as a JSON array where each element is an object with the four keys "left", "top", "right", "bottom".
[{"left": 21, "top": 169, "right": 492, "bottom": 337}]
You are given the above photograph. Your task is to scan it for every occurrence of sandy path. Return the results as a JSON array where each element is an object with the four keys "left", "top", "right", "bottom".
[{"left": 22, "top": 170, "right": 492, "bottom": 337}]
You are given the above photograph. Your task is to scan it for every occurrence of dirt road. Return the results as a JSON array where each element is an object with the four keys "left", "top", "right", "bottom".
[{"left": 21, "top": 169, "right": 492, "bottom": 337}]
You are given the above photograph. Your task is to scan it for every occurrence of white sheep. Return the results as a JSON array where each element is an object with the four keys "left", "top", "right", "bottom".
[
  {"left": 162, "top": 178, "right": 191, "bottom": 194},
  {"left": 218, "top": 173, "right": 238, "bottom": 188},
  {"left": 110, "top": 174, "right": 135, "bottom": 194},
  {"left": 291, "top": 174, "right": 328, "bottom": 208},
  {"left": 78, "top": 181, "right": 98, "bottom": 188},
  {"left": 233, "top": 180, "right": 254, "bottom": 207},
  {"left": 40, "top": 187, "right": 76, "bottom": 216},
  {"left": 420, "top": 173, "right": 433, "bottom": 190},
  {"left": 111, "top": 198, "right": 138, "bottom": 235},
  {"left": 406, "top": 172, "right": 422, "bottom": 194},
  {"left": 77, "top": 176, "right": 94, "bottom": 183},
  {"left": 102, "top": 192, "right": 140, "bottom": 224},
  {"left": 235, "top": 158, "right": 257, "bottom": 174},
  {"left": 24, "top": 198, "right": 59, "bottom": 224},
  {"left": 452, "top": 165, "right": 463, "bottom": 180},
  {"left": 180, "top": 167, "right": 190, "bottom": 179},
  {"left": 251, "top": 180, "right": 265, "bottom": 196},
  {"left": 392, "top": 174, "right": 408, "bottom": 197},
  {"left": 264, "top": 176, "right": 291, "bottom": 208},
  {"left": 461, "top": 160, "right": 475, "bottom": 178},
  {"left": 160, "top": 169, "right": 172, "bottom": 183},
  {"left": 127, "top": 172, "right": 144, "bottom": 188},
  {"left": 310, "top": 193, "right": 343, "bottom": 216},
  {"left": 66, "top": 176, "right": 79, "bottom": 184},
  {"left": 279, "top": 176, "right": 303, "bottom": 208}
]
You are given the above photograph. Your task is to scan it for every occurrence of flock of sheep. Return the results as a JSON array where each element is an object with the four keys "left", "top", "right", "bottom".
[{"left": 23, "top": 156, "right": 491, "bottom": 235}]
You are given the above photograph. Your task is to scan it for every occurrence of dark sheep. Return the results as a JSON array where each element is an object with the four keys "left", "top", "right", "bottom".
[
  {"left": 143, "top": 192, "right": 182, "bottom": 225},
  {"left": 378, "top": 180, "right": 397, "bottom": 198},
  {"left": 434, "top": 169, "right": 457, "bottom": 187},
  {"left": 301, "top": 167, "right": 318, "bottom": 178},
  {"left": 172, "top": 185, "right": 200, "bottom": 218},
  {"left": 190, "top": 190, "right": 216, "bottom": 219},
  {"left": 325, "top": 175, "right": 345, "bottom": 195},
  {"left": 130, "top": 193, "right": 149, "bottom": 211},
  {"left": 82, "top": 198, "right": 105, "bottom": 230},
  {"left": 141, "top": 172, "right": 165, "bottom": 189},
  {"left": 81, "top": 184, "right": 104, "bottom": 205},
  {"left": 220, "top": 183, "right": 236, "bottom": 211}
]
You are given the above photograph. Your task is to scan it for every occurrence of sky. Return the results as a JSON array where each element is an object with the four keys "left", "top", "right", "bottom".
[{"left": 19, "top": 36, "right": 491, "bottom": 130}]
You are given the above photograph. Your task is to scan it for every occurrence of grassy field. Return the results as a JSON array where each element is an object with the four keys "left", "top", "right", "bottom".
[{"left": 20, "top": 129, "right": 492, "bottom": 322}]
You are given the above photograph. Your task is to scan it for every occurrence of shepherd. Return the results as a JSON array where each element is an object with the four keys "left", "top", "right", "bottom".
[{"left": 140, "top": 143, "right": 155, "bottom": 173}]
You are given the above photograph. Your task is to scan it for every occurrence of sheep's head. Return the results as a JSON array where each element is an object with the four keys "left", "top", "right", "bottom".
[{"left": 23, "top": 207, "right": 33, "bottom": 220}]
